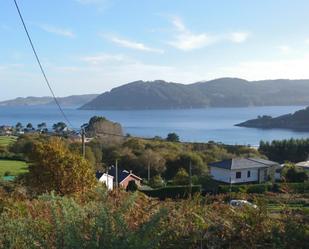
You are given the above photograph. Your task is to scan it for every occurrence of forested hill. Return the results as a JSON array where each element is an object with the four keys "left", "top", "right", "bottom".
[
  {"left": 0, "top": 94, "right": 98, "bottom": 108},
  {"left": 80, "top": 78, "right": 309, "bottom": 110},
  {"left": 236, "top": 106, "right": 309, "bottom": 131}
]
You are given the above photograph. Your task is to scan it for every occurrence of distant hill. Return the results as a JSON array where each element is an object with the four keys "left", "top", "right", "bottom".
[
  {"left": 0, "top": 94, "right": 99, "bottom": 108},
  {"left": 236, "top": 106, "right": 309, "bottom": 131},
  {"left": 80, "top": 78, "right": 309, "bottom": 110}
]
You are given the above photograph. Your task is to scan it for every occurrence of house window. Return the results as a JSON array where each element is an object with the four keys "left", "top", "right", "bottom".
[
  {"left": 247, "top": 171, "right": 251, "bottom": 178},
  {"left": 264, "top": 169, "right": 268, "bottom": 180},
  {"left": 236, "top": 172, "right": 241, "bottom": 179}
]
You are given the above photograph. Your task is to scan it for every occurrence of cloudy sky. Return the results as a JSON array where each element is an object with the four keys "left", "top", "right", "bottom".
[{"left": 1, "top": 0, "right": 309, "bottom": 100}]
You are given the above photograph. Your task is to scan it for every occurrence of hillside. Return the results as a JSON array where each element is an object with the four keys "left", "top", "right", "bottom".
[
  {"left": 0, "top": 94, "right": 99, "bottom": 108},
  {"left": 236, "top": 106, "right": 309, "bottom": 131},
  {"left": 80, "top": 78, "right": 309, "bottom": 110}
]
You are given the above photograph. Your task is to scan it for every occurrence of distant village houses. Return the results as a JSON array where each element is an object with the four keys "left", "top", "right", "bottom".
[
  {"left": 0, "top": 125, "right": 13, "bottom": 136},
  {"left": 96, "top": 167, "right": 142, "bottom": 190},
  {"left": 96, "top": 172, "right": 114, "bottom": 190}
]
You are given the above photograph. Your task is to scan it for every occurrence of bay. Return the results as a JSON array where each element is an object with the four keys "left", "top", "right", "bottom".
[{"left": 0, "top": 106, "right": 308, "bottom": 146}]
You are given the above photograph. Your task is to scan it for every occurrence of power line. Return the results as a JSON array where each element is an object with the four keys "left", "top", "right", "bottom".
[{"left": 13, "top": 0, "right": 73, "bottom": 128}]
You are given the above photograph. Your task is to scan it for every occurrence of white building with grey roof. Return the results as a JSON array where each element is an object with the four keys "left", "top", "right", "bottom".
[{"left": 209, "top": 158, "right": 279, "bottom": 184}]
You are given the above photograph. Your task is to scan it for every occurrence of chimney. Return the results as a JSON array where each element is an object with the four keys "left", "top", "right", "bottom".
[{"left": 129, "top": 170, "right": 132, "bottom": 174}]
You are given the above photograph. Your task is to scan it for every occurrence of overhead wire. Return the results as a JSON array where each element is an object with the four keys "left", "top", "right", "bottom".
[{"left": 13, "top": 0, "right": 73, "bottom": 128}]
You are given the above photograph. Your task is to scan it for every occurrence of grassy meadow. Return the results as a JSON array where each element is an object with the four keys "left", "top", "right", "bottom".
[
  {"left": 0, "top": 160, "right": 28, "bottom": 176},
  {"left": 0, "top": 136, "right": 17, "bottom": 147},
  {"left": 0, "top": 136, "right": 28, "bottom": 177}
]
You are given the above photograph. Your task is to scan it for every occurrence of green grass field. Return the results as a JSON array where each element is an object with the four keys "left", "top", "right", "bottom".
[
  {"left": 0, "top": 136, "right": 17, "bottom": 147},
  {"left": 0, "top": 160, "right": 28, "bottom": 176},
  {"left": 267, "top": 203, "right": 309, "bottom": 213}
]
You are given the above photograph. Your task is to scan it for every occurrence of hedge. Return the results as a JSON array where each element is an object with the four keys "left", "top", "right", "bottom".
[
  {"left": 141, "top": 185, "right": 201, "bottom": 200},
  {"left": 218, "top": 182, "right": 309, "bottom": 194},
  {"left": 284, "top": 182, "right": 309, "bottom": 194}
]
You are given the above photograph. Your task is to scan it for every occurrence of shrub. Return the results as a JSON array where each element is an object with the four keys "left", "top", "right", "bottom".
[
  {"left": 247, "top": 184, "right": 271, "bottom": 194},
  {"left": 149, "top": 175, "right": 165, "bottom": 188},
  {"left": 141, "top": 185, "right": 201, "bottom": 200},
  {"left": 3, "top": 171, "right": 11, "bottom": 177},
  {"left": 285, "top": 182, "right": 309, "bottom": 194},
  {"left": 218, "top": 182, "right": 309, "bottom": 194},
  {"left": 172, "top": 168, "right": 190, "bottom": 185}
]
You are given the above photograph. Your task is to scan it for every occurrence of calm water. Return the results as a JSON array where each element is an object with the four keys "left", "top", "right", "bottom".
[{"left": 0, "top": 106, "right": 308, "bottom": 146}]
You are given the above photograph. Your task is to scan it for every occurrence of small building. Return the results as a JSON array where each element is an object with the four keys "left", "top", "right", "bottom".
[
  {"left": 0, "top": 125, "right": 13, "bottom": 136},
  {"left": 108, "top": 167, "right": 142, "bottom": 189},
  {"left": 295, "top": 161, "right": 309, "bottom": 171},
  {"left": 96, "top": 172, "right": 114, "bottom": 190},
  {"left": 209, "top": 158, "right": 279, "bottom": 184}
]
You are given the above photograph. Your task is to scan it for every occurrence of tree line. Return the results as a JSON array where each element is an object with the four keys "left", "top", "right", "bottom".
[{"left": 259, "top": 138, "right": 309, "bottom": 163}]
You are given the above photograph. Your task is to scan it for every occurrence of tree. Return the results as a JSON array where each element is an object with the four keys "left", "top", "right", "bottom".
[
  {"left": 126, "top": 180, "right": 138, "bottom": 192},
  {"left": 172, "top": 168, "right": 190, "bottom": 185},
  {"left": 165, "top": 151, "right": 206, "bottom": 180},
  {"left": 26, "top": 123, "right": 34, "bottom": 130},
  {"left": 37, "top": 122, "right": 47, "bottom": 130},
  {"left": 149, "top": 175, "right": 165, "bottom": 188},
  {"left": 52, "top": 122, "right": 67, "bottom": 133},
  {"left": 166, "top": 133, "right": 180, "bottom": 142},
  {"left": 284, "top": 166, "right": 308, "bottom": 183},
  {"left": 139, "top": 149, "right": 166, "bottom": 179},
  {"left": 25, "top": 137, "right": 96, "bottom": 195},
  {"left": 15, "top": 122, "right": 23, "bottom": 131}
]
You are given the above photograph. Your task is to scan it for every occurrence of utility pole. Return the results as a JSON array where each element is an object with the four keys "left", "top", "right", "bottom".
[
  {"left": 81, "top": 128, "right": 86, "bottom": 158},
  {"left": 115, "top": 159, "right": 118, "bottom": 188}
]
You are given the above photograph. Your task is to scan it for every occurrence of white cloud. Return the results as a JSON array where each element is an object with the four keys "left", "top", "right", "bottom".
[
  {"left": 305, "top": 39, "right": 309, "bottom": 45},
  {"left": 105, "top": 35, "right": 164, "bottom": 53},
  {"left": 171, "top": 16, "right": 187, "bottom": 32},
  {"left": 228, "top": 32, "right": 249, "bottom": 43},
  {"left": 221, "top": 54, "right": 309, "bottom": 80},
  {"left": 167, "top": 16, "right": 249, "bottom": 51},
  {"left": 278, "top": 45, "right": 292, "bottom": 54},
  {"left": 168, "top": 17, "right": 217, "bottom": 51},
  {"left": 80, "top": 53, "right": 131, "bottom": 64},
  {"left": 39, "top": 24, "right": 75, "bottom": 38}
]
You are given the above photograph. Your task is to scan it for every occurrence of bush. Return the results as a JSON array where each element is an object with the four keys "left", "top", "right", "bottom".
[
  {"left": 218, "top": 184, "right": 247, "bottom": 193},
  {"left": 247, "top": 184, "right": 271, "bottom": 194},
  {"left": 141, "top": 185, "right": 201, "bottom": 200},
  {"left": 218, "top": 182, "right": 309, "bottom": 194},
  {"left": 285, "top": 182, "right": 309, "bottom": 193},
  {"left": 172, "top": 168, "right": 190, "bottom": 185},
  {"left": 3, "top": 171, "right": 11, "bottom": 177},
  {"left": 149, "top": 175, "right": 165, "bottom": 188}
]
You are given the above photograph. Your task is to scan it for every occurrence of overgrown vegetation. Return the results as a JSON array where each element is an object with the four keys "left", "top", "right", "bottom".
[
  {"left": 0, "top": 133, "right": 308, "bottom": 248},
  {"left": 0, "top": 186, "right": 308, "bottom": 249}
]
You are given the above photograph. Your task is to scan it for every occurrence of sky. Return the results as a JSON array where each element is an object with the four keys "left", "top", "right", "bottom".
[{"left": 1, "top": 0, "right": 309, "bottom": 100}]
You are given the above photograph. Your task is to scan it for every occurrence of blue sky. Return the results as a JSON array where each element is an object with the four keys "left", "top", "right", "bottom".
[{"left": 1, "top": 0, "right": 309, "bottom": 100}]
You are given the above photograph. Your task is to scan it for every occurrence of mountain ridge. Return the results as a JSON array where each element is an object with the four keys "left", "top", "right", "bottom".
[
  {"left": 0, "top": 94, "right": 99, "bottom": 108},
  {"left": 80, "top": 78, "right": 309, "bottom": 110}
]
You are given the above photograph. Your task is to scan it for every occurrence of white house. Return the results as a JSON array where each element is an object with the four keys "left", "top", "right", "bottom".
[
  {"left": 96, "top": 172, "right": 114, "bottom": 190},
  {"left": 209, "top": 158, "right": 279, "bottom": 184},
  {"left": 295, "top": 161, "right": 309, "bottom": 171}
]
